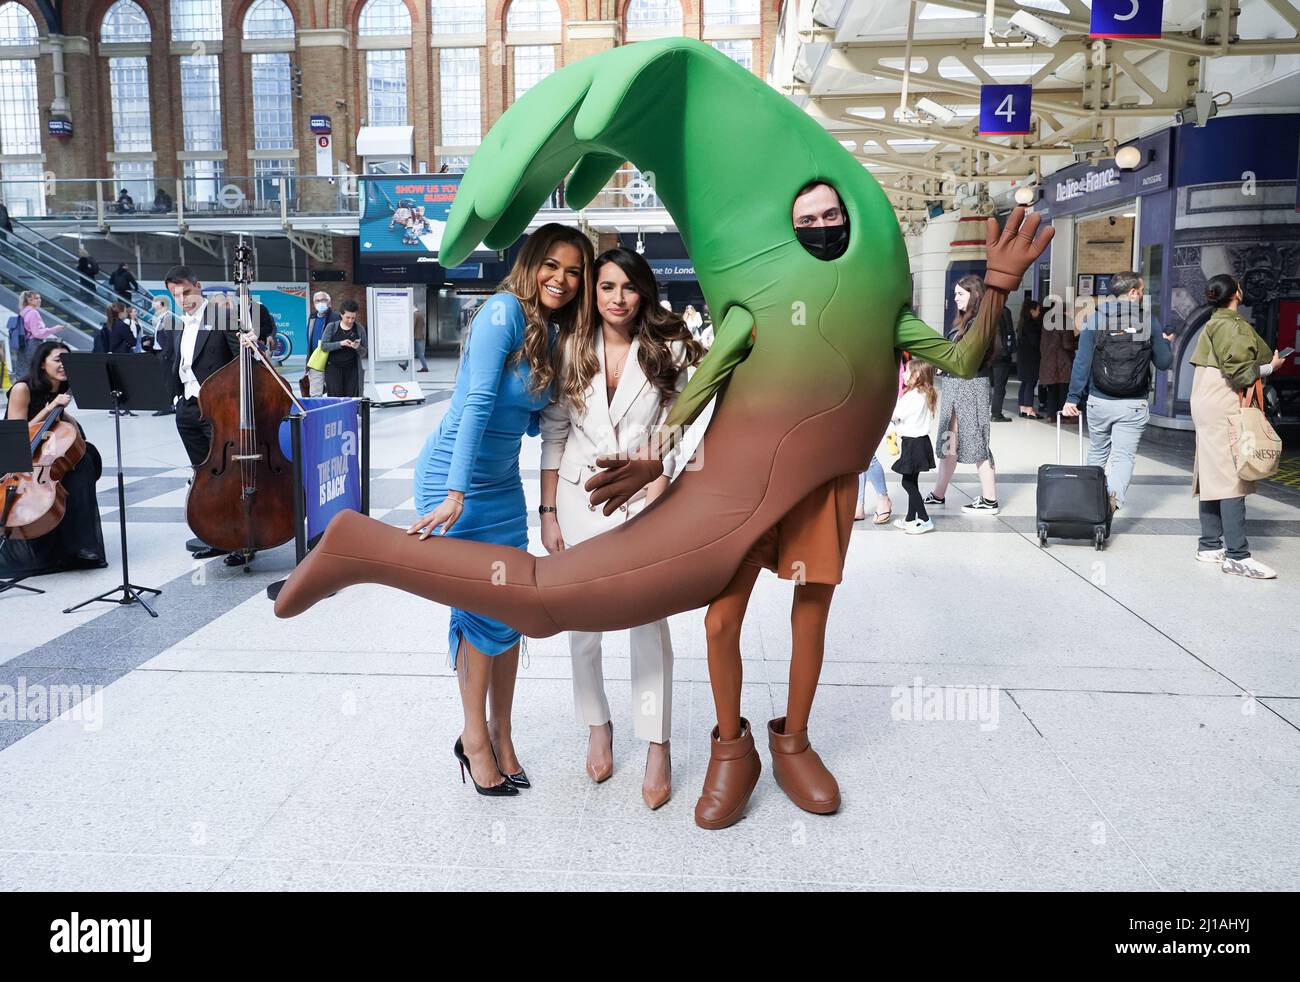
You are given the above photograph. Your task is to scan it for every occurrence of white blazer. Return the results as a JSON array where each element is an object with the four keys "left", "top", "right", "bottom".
[{"left": 540, "top": 333, "right": 689, "bottom": 545}]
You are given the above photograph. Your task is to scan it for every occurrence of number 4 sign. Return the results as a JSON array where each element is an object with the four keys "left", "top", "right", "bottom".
[
  {"left": 1091, "top": 0, "right": 1164, "bottom": 39},
  {"left": 979, "top": 85, "right": 1032, "bottom": 136}
]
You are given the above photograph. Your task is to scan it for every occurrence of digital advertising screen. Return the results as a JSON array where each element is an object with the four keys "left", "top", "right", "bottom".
[{"left": 356, "top": 175, "right": 465, "bottom": 283}]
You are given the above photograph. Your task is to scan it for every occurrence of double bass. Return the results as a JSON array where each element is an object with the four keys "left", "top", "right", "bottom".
[
  {"left": 185, "top": 240, "right": 303, "bottom": 567},
  {"left": 0, "top": 402, "right": 86, "bottom": 542}
]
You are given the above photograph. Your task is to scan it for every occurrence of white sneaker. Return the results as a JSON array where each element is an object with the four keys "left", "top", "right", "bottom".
[
  {"left": 892, "top": 518, "right": 910, "bottom": 531},
  {"left": 1221, "top": 557, "right": 1277, "bottom": 580},
  {"left": 1196, "top": 548, "right": 1226, "bottom": 563},
  {"left": 905, "top": 518, "right": 935, "bottom": 535}
]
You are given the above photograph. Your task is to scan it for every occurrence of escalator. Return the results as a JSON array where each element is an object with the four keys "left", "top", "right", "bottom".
[{"left": 0, "top": 220, "right": 157, "bottom": 349}]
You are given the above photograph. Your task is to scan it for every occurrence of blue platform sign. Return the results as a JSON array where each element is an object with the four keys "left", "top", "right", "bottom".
[
  {"left": 978, "top": 85, "right": 1032, "bottom": 136},
  {"left": 278, "top": 398, "right": 363, "bottom": 541},
  {"left": 1091, "top": 0, "right": 1164, "bottom": 38}
]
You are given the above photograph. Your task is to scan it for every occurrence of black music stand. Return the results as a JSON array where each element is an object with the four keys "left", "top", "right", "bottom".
[
  {"left": 0, "top": 420, "right": 44, "bottom": 597},
  {"left": 60, "top": 353, "right": 166, "bottom": 617}
]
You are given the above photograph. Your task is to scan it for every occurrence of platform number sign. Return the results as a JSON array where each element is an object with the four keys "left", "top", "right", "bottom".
[
  {"left": 979, "top": 85, "right": 1032, "bottom": 136},
  {"left": 1090, "top": 0, "right": 1164, "bottom": 39}
]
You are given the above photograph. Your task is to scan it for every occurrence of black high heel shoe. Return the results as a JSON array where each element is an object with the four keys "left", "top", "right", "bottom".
[
  {"left": 453, "top": 737, "right": 518, "bottom": 797},
  {"left": 487, "top": 721, "right": 530, "bottom": 789}
]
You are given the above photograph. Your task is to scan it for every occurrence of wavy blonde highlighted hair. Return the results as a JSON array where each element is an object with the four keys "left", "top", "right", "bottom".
[{"left": 489, "top": 222, "right": 595, "bottom": 394}]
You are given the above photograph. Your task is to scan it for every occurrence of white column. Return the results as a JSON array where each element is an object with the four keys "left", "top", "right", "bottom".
[{"left": 47, "top": 35, "right": 70, "bottom": 119}]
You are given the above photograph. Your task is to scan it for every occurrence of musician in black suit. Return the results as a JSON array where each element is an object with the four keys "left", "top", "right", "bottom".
[{"left": 162, "top": 266, "right": 278, "bottom": 564}]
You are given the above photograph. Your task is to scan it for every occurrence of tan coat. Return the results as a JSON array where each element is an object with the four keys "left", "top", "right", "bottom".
[{"left": 1190, "top": 365, "right": 1257, "bottom": 501}]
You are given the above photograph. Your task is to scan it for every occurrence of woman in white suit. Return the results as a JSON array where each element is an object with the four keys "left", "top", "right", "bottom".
[{"left": 540, "top": 247, "right": 704, "bottom": 810}]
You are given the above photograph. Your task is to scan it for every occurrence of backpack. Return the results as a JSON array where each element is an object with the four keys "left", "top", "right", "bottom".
[
  {"left": 1091, "top": 306, "right": 1152, "bottom": 398},
  {"left": 6, "top": 314, "right": 26, "bottom": 369}
]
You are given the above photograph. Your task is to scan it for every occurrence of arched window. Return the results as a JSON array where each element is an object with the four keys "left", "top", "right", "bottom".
[
  {"left": 702, "top": 0, "right": 758, "bottom": 27},
  {"left": 626, "top": 0, "right": 681, "bottom": 34},
  {"left": 711, "top": 39, "right": 752, "bottom": 71},
  {"left": 243, "top": 0, "right": 294, "bottom": 40},
  {"left": 0, "top": 4, "right": 42, "bottom": 216},
  {"left": 359, "top": 0, "right": 411, "bottom": 35},
  {"left": 366, "top": 50, "right": 407, "bottom": 125},
  {"left": 101, "top": 0, "right": 152, "bottom": 43},
  {"left": 431, "top": 0, "right": 484, "bottom": 34},
  {"left": 0, "top": 1, "right": 38, "bottom": 44},
  {"left": 439, "top": 47, "right": 480, "bottom": 146},
  {"left": 170, "top": 0, "right": 222, "bottom": 41},
  {"left": 506, "top": 0, "right": 560, "bottom": 32}
]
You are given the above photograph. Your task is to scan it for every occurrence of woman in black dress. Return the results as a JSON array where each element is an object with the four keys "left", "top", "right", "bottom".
[
  {"left": 0, "top": 340, "right": 107, "bottom": 576},
  {"left": 1016, "top": 299, "right": 1043, "bottom": 418},
  {"left": 322, "top": 299, "right": 367, "bottom": 398}
]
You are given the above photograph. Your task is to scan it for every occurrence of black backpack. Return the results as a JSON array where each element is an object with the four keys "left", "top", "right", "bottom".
[{"left": 1091, "top": 307, "right": 1152, "bottom": 398}]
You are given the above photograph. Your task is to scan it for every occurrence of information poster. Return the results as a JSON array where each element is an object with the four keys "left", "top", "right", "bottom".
[{"left": 372, "top": 289, "right": 412, "bottom": 361}]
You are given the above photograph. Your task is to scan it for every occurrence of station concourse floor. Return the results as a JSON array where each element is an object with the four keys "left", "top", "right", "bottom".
[{"left": 1, "top": 365, "right": 1297, "bottom": 892}]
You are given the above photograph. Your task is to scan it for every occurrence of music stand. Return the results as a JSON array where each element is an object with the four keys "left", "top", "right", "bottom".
[
  {"left": 60, "top": 353, "right": 166, "bottom": 617},
  {"left": 0, "top": 420, "right": 44, "bottom": 597}
]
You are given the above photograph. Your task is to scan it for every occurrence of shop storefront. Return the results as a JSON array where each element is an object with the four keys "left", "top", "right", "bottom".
[{"left": 1029, "top": 115, "right": 1300, "bottom": 429}]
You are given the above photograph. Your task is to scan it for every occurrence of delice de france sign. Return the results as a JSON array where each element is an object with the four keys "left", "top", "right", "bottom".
[{"left": 1055, "top": 166, "right": 1121, "bottom": 203}]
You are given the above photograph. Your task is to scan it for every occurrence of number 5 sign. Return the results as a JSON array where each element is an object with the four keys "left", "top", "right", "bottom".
[
  {"left": 979, "top": 85, "right": 1032, "bottom": 136},
  {"left": 1091, "top": 0, "right": 1164, "bottom": 38}
]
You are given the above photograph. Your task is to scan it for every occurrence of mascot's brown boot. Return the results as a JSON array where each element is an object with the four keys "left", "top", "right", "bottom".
[
  {"left": 694, "top": 718, "right": 761, "bottom": 831},
  {"left": 767, "top": 717, "right": 840, "bottom": 815}
]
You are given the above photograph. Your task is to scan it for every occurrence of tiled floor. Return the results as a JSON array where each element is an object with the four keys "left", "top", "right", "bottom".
[{"left": 1, "top": 368, "right": 1298, "bottom": 891}]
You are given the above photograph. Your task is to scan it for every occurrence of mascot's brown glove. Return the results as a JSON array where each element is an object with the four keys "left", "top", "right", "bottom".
[
  {"left": 587, "top": 456, "right": 664, "bottom": 516},
  {"left": 983, "top": 206, "right": 1055, "bottom": 293}
]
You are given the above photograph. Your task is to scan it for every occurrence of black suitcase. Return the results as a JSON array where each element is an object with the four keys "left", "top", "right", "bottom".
[{"left": 1036, "top": 413, "right": 1111, "bottom": 550}]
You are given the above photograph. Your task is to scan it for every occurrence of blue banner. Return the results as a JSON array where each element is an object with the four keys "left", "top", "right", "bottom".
[
  {"left": 278, "top": 397, "right": 363, "bottom": 541},
  {"left": 979, "top": 85, "right": 1032, "bottom": 136},
  {"left": 1091, "top": 0, "right": 1163, "bottom": 38}
]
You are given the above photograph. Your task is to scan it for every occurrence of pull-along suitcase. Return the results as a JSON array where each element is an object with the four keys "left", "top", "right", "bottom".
[{"left": 1036, "top": 412, "right": 1111, "bottom": 550}]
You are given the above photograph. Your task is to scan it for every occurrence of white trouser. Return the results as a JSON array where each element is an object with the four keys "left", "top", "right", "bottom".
[
  {"left": 570, "top": 620, "right": 673, "bottom": 744},
  {"left": 306, "top": 367, "right": 325, "bottom": 397}
]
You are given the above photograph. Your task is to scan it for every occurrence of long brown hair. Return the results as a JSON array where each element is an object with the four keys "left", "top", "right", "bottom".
[
  {"left": 489, "top": 222, "right": 595, "bottom": 394},
  {"left": 951, "top": 274, "right": 985, "bottom": 339},
  {"left": 903, "top": 359, "right": 938, "bottom": 415},
  {"left": 555, "top": 247, "right": 704, "bottom": 412}
]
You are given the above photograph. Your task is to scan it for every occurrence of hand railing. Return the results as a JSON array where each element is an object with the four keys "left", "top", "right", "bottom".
[{"left": 1, "top": 164, "right": 664, "bottom": 225}]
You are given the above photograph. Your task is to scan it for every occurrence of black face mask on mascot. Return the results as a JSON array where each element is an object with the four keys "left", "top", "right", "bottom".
[{"left": 795, "top": 222, "right": 849, "bottom": 261}]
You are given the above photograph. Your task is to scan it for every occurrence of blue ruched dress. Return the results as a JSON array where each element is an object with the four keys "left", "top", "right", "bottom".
[{"left": 413, "top": 292, "right": 553, "bottom": 665}]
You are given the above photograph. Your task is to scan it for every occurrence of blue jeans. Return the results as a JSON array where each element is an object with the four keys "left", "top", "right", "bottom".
[
  {"left": 1085, "top": 396, "right": 1149, "bottom": 509},
  {"left": 859, "top": 454, "right": 888, "bottom": 508}
]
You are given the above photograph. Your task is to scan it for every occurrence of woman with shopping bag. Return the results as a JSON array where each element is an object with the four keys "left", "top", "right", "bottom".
[{"left": 1189, "top": 274, "right": 1286, "bottom": 580}]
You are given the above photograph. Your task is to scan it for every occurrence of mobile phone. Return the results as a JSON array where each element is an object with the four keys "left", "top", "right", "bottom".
[{"left": 1280, "top": 347, "right": 1296, "bottom": 359}]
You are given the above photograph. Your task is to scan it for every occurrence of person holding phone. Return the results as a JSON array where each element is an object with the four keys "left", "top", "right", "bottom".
[{"left": 1189, "top": 273, "right": 1284, "bottom": 579}]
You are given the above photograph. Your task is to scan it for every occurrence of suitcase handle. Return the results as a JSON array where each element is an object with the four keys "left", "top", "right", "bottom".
[{"left": 1056, "top": 411, "right": 1083, "bottom": 465}]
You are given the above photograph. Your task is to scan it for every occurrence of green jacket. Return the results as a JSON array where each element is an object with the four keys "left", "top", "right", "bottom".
[{"left": 1189, "top": 308, "right": 1270, "bottom": 391}]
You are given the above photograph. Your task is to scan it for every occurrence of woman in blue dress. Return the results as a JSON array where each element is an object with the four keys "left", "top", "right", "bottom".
[{"left": 409, "top": 223, "right": 595, "bottom": 796}]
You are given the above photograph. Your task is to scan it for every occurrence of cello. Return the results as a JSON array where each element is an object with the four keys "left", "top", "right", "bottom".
[
  {"left": 184, "top": 240, "right": 303, "bottom": 568},
  {"left": 0, "top": 401, "right": 86, "bottom": 542}
]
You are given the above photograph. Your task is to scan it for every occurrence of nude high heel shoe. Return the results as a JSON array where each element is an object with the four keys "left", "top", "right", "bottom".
[
  {"left": 642, "top": 740, "right": 671, "bottom": 811},
  {"left": 586, "top": 720, "right": 613, "bottom": 783}
]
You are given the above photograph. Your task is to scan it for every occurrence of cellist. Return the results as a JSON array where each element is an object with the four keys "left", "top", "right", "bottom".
[{"left": 0, "top": 340, "right": 107, "bottom": 577}]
